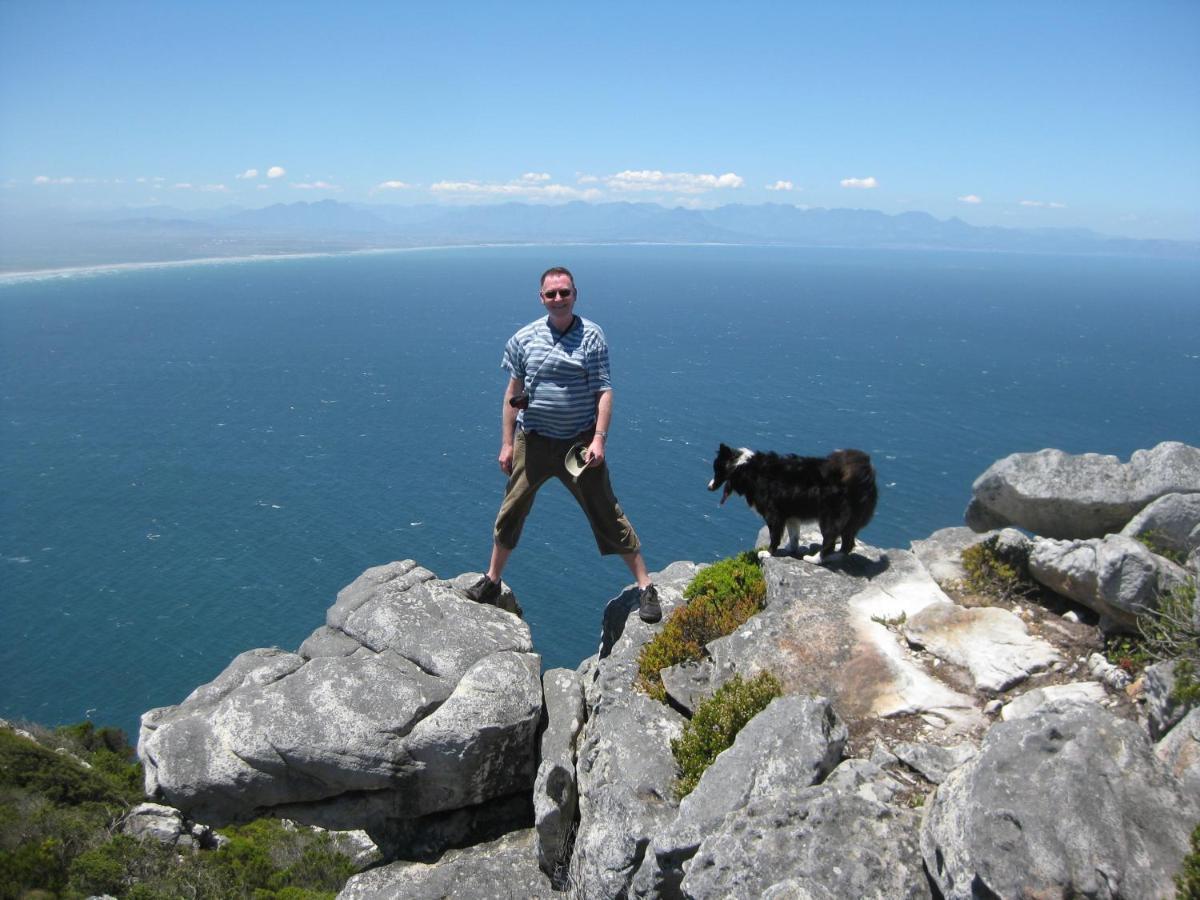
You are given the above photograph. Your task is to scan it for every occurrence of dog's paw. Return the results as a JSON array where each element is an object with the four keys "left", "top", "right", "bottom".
[
  {"left": 757, "top": 549, "right": 772, "bottom": 561},
  {"left": 801, "top": 552, "right": 823, "bottom": 564}
]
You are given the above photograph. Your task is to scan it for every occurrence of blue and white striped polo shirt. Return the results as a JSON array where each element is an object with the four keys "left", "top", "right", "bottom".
[{"left": 502, "top": 315, "right": 612, "bottom": 439}]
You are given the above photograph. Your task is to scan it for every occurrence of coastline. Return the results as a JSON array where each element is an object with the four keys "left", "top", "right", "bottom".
[{"left": 0, "top": 241, "right": 755, "bottom": 287}]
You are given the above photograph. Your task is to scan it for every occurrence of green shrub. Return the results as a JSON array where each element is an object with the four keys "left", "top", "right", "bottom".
[
  {"left": 1105, "top": 634, "right": 1154, "bottom": 677},
  {"left": 671, "top": 671, "right": 781, "bottom": 799},
  {"left": 1139, "top": 579, "right": 1200, "bottom": 706},
  {"left": 1179, "top": 822, "right": 1200, "bottom": 899},
  {"left": 636, "top": 553, "right": 766, "bottom": 701},
  {"left": 961, "top": 536, "right": 1033, "bottom": 601}
]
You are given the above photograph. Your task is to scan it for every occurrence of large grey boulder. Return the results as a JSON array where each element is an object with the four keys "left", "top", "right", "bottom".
[
  {"left": 681, "top": 772, "right": 930, "bottom": 899},
  {"left": 902, "top": 601, "right": 1060, "bottom": 692},
  {"left": 533, "top": 667, "right": 584, "bottom": 875},
  {"left": 708, "top": 536, "right": 982, "bottom": 733},
  {"left": 1028, "top": 533, "right": 1191, "bottom": 632},
  {"left": 921, "top": 701, "right": 1200, "bottom": 899},
  {"left": 1120, "top": 491, "right": 1200, "bottom": 559},
  {"left": 634, "top": 695, "right": 848, "bottom": 895},
  {"left": 336, "top": 828, "right": 554, "bottom": 899},
  {"left": 965, "top": 442, "right": 1200, "bottom": 539},
  {"left": 139, "top": 561, "right": 541, "bottom": 855},
  {"left": 571, "top": 563, "right": 697, "bottom": 900}
]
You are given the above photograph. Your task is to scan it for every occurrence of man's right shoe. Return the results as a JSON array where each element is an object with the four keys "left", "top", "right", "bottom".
[
  {"left": 638, "top": 583, "right": 662, "bottom": 623},
  {"left": 465, "top": 575, "right": 502, "bottom": 606}
]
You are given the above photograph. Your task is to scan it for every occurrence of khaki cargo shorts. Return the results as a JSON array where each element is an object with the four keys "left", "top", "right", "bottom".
[{"left": 493, "top": 429, "right": 640, "bottom": 556}]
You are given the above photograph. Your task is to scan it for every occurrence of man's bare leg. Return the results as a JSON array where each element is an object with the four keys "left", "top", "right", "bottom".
[
  {"left": 486, "top": 542, "right": 513, "bottom": 585},
  {"left": 621, "top": 550, "right": 652, "bottom": 589}
]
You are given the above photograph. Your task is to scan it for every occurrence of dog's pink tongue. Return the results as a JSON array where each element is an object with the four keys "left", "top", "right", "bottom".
[{"left": 720, "top": 484, "right": 732, "bottom": 505}]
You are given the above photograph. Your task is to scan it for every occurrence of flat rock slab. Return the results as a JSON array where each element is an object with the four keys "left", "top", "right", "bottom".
[
  {"left": 922, "top": 702, "right": 1200, "bottom": 900},
  {"left": 139, "top": 561, "right": 541, "bottom": 842},
  {"left": 903, "top": 601, "right": 1061, "bottom": 692},
  {"left": 336, "top": 828, "right": 554, "bottom": 899},
  {"left": 965, "top": 442, "right": 1200, "bottom": 539},
  {"left": 710, "top": 539, "right": 983, "bottom": 734},
  {"left": 1000, "top": 682, "right": 1108, "bottom": 720}
]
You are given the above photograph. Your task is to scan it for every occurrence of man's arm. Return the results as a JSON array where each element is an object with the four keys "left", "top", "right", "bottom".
[
  {"left": 586, "top": 389, "right": 613, "bottom": 467},
  {"left": 499, "top": 377, "right": 522, "bottom": 474}
]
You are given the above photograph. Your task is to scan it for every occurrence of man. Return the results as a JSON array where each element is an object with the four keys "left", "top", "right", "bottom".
[{"left": 465, "top": 266, "right": 661, "bottom": 623}]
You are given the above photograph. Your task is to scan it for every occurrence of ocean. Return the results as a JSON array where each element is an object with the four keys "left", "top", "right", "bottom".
[{"left": 2, "top": 244, "right": 1198, "bottom": 739}]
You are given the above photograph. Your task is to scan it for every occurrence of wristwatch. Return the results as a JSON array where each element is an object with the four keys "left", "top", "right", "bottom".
[{"left": 596, "top": 431, "right": 608, "bottom": 438}]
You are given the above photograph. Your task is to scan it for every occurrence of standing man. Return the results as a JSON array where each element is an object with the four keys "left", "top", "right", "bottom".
[{"left": 465, "top": 266, "right": 661, "bottom": 623}]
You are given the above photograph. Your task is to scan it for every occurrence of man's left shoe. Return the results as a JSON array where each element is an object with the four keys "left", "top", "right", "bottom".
[
  {"left": 465, "top": 575, "right": 502, "bottom": 605},
  {"left": 638, "top": 584, "right": 662, "bottom": 623}
]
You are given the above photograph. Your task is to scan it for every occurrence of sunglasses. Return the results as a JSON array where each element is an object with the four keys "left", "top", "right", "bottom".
[{"left": 541, "top": 289, "right": 574, "bottom": 300}]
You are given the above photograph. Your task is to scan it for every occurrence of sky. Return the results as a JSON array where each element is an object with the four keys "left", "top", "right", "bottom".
[{"left": 1, "top": 1, "right": 1198, "bottom": 240}]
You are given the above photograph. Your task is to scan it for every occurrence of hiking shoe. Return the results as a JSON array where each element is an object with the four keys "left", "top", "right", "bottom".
[
  {"left": 638, "top": 584, "right": 662, "bottom": 623},
  {"left": 465, "top": 575, "right": 502, "bottom": 606}
]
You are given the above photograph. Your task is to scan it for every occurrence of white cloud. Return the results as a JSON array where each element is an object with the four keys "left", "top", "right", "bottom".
[
  {"left": 1020, "top": 199, "right": 1066, "bottom": 208},
  {"left": 267, "top": 166, "right": 286, "bottom": 179},
  {"left": 257, "top": 184, "right": 270, "bottom": 190},
  {"left": 577, "top": 174, "right": 599, "bottom": 184},
  {"left": 292, "top": 181, "right": 339, "bottom": 190},
  {"left": 33, "top": 175, "right": 51, "bottom": 184},
  {"left": 521, "top": 172, "right": 551, "bottom": 183},
  {"left": 237, "top": 168, "right": 259, "bottom": 180},
  {"left": 374, "top": 180, "right": 412, "bottom": 191},
  {"left": 958, "top": 194, "right": 983, "bottom": 204},
  {"left": 33, "top": 175, "right": 79, "bottom": 185},
  {"left": 1048, "top": 201, "right": 1066, "bottom": 209},
  {"left": 767, "top": 180, "right": 794, "bottom": 191},
  {"left": 840, "top": 176, "right": 878, "bottom": 189},
  {"left": 201, "top": 183, "right": 229, "bottom": 193},
  {"left": 430, "top": 177, "right": 601, "bottom": 201},
  {"left": 602, "top": 170, "right": 744, "bottom": 194},
  {"left": 173, "top": 183, "right": 193, "bottom": 189}
]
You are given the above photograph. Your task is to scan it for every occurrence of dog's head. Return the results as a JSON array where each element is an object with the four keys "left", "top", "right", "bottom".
[{"left": 708, "top": 443, "right": 741, "bottom": 505}]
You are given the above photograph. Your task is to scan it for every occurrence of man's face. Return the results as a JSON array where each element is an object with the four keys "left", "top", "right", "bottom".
[{"left": 540, "top": 273, "right": 576, "bottom": 324}]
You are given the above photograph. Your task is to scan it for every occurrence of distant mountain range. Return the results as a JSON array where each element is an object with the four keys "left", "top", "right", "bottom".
[{"left": 1, "top": 200, "right": 1196, "bottom": 272}]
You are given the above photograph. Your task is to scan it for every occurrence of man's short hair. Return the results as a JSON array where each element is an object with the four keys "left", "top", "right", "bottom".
[{"left": 540, "top": 266, "right": 575, "bottom": 289}]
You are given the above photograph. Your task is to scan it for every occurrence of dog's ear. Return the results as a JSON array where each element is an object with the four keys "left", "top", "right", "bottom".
[{"left": 718, "top": 442, "right": 731, "bottom": 455}]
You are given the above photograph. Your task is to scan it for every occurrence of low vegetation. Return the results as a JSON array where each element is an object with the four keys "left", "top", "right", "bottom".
[
  {"left": 0, "top": 721, "right": 357, "bottom": 899},
  {"left": 1139, "top": 579, "right": 1200, "bottom": 706},
  {"left": 1135, "top": 530, "right": 1188, "bottom": 567},
  {"left": 960, "top": 536, "right": 1035, "bottom": 602},
  {"left": 671, "top": 671, "right": 782, "bottom": 799},
  {"left": 636, "top": 552, "right": 766, "bottom": 701}
]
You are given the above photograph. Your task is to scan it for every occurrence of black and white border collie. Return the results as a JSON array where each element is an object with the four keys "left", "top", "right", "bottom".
[{"left": 708, "top": 443, "right": 878, "bottom": 563}]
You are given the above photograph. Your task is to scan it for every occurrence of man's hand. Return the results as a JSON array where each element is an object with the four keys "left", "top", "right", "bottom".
[
  {"left": 586, "top": 435, "right": 605, "bottom": 468},
  {"left": 499, "top": 443, "right": 515, "bottom": 475}
]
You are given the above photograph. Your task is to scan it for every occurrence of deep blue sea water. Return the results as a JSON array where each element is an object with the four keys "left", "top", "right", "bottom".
[{"left": 2, "top": 244, "right": 1198, "bottom": 739}]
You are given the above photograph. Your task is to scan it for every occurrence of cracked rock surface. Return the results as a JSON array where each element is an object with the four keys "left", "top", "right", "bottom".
[{"left": 138, "top": 561, "right": 541, "bottom": 849}]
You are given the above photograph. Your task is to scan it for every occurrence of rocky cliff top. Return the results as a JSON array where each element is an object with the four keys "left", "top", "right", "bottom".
[{"left": 134, "top": 442, "right": 1200, "bottom": 899}]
